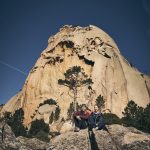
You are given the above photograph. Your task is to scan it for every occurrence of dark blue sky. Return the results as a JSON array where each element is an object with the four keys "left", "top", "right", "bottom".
[{"left": 0, "top": 0, "right": 150, "bottom": 104}]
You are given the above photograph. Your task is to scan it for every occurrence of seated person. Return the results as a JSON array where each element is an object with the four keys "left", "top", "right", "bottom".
[
  {"left": 88, "top": 105, "right": 106, "bottom": 131},
  {"left": 73, "top": 104, "right": 91, "bottom": 132}
]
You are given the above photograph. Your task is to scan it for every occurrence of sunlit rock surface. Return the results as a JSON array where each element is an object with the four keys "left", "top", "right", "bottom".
[{"left": 1, "top": 25, "right": 150, "bottom": 126}]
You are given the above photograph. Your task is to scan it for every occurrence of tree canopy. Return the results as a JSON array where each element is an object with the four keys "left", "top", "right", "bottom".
[{"left": 58, "top": 66, "right": 93, "bottom": 111}]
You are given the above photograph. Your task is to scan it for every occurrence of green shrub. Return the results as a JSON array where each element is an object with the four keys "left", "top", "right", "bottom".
[
  {"left": 3, "top": 109, "right": 27, "bottom": 137},
  {"left": 103, "top": 113, "right": 121, "bottom": 125},
  {"left": 39, "top": 99, "right": 57, "bottom": 107},
  {"left": 122, "top": 100, "right": 150, "bottom": 133},
  {"left": 28, "top": 119, "right": 49, "bottom": 137},
  {"left": 35, "top": 130, "right": 50, "bottom": 142},
  {"left": 54, "top": 106, "right": 61, "bottom": 121},
  {"left": 49, "top": 106, "right": 61, "bottom": 124}
]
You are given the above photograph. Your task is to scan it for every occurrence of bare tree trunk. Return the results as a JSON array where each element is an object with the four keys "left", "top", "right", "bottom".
[{"left": 73, "top": 87, "right": 77, "bottom": 112}]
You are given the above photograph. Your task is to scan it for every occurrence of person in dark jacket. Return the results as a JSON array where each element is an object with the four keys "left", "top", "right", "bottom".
[
  {"left": 88, "top": 105, "right": 106, "bottom": 131},
  {"left": 73, "top": 104, "right": 91, "bottom": 132}
]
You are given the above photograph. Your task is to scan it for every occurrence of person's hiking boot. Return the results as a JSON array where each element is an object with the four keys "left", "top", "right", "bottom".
[
  {"left": 74, "top": 127, "right": 80, "bottom": 132},
  {"left": 93, "top": 127, "right": 99, "bottom": 132}
]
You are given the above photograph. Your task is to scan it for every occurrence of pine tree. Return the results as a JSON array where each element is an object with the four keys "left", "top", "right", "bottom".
[
  {"left": 67, "top": 102, "right": 74, "bottom": 120},
  {"left": 123, "top": 101, "right": 138, "bottom": 118},
  {"left": 122, "top": 100, "right": 138, "bottom": 127},
  {"left": 135, "top": 106, "right": 144, "bottom": 130},
  {"left": 39, "top": 99, "right": 57, "bottom": 107},
  {"left": 58, "top": 66, "right": 93, "bottom": 111},
  {"left": 96, "top": 95, "right": 105, "bottom": 109}
]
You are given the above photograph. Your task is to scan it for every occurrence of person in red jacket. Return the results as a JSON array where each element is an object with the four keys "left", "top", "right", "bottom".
[{"left": 73, "top": 104, "right": 91, "bottom": 132}]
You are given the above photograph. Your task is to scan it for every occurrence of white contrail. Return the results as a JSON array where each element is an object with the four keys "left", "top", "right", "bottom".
[{"left": 0, "top": 60, "right": 27, "bottom": 76}]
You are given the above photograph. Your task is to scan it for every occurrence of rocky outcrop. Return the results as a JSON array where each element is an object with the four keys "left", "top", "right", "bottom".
[
  {"left": 1, "top": 25, "right": 150, "bottom": 126},
  {"left": 0, "top": 122, "right": 18, "bottom": 150},
  {"left": 0, "top": 122, "right": 51, "bottom": 150},
  {"left": 94, "top": 125, "right": 150, "bottom": 150},
  {"left": 1, "top": 123, "right": 150, "bottom": 150},
  {"left": 51, "top": 124, "right": 150, "bottom": 150}
]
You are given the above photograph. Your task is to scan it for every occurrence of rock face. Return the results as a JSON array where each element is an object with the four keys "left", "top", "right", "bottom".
[
  {"left": 1, "top": 123, "right": 150, "bottom": 150},
  {"left": 1, "top": 25, "right": 150, "bottom": 126}
]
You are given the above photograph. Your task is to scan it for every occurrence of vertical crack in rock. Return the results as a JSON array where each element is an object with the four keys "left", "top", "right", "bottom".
[
  {"left": 115, "top": 52, "right": 129, "bottom": 102},
  {"left": 105, "top": 51, "right": 129, "bottom": 114},
  {"left": 145, "top": 80, "right": 150, "bottom": 98}
]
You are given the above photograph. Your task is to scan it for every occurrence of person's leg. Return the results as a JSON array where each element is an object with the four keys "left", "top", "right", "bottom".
[
  {"left": 74, "top": 118, "right": 89, "bottom": 130},
  {"left": 97, "top": 122, "right": 106, "bottom": 130},
  {"left": 96, "top": 115, "right": 106, "bottom": 130},
  {"left": 74, "top": 117, "right": 80, "bottom": 128},
  {"left": 80, "top": 119, "right": 88, "bottom": 129},
  {"left": 74, "top": 117, "right": 86, "bottom": 131},
  {"left": 88, "top": 124, "right": 93, "bottom": 131},
  {"left": 88, "top": 116, "right": 96, "bottom": 131}
]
